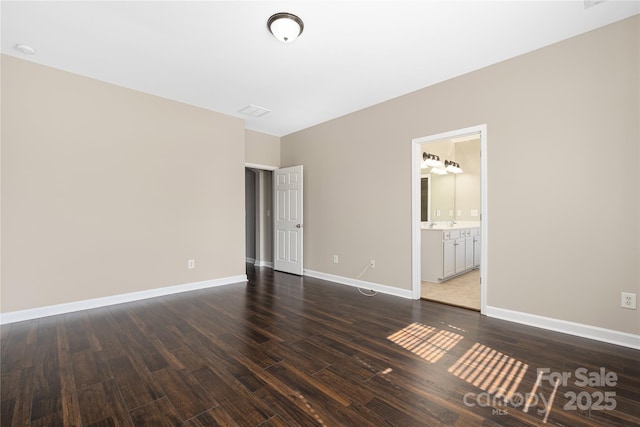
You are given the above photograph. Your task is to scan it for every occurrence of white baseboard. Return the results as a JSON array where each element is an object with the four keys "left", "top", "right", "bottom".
[
  {"left": 303, "top": 269, "right": 413, "bottom": 299},
  {"left": 0, "top": 274, "right": 248, "bottom": 325},
  {"left": 486, "top": 306, "right": 640, "bottom": 350},
  {"left": 246, "top": 257, "right": 256, "bottom": 264},
  {"left": 254, "top": 260, "right": 273, "bottom": 268}
]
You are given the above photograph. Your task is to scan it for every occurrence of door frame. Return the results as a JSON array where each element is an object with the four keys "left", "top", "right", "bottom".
[
  {"left": 410, "top": 124, "right": 488, "bottom": 314},
  {"left": 245, "top": 163, "right": 277, "bottom": 268}
]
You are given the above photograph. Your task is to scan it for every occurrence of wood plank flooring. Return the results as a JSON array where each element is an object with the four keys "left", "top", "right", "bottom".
[{"left": 2, "top": 264, "right": 639, "bottom": 426}]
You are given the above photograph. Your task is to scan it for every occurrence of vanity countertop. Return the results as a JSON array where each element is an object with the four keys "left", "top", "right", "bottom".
[{"left": 421, "top": 222, "right": 480, "bottom": 230}]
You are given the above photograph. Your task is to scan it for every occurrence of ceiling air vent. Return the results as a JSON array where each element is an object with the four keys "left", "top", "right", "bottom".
[{"left": 238, "top": 104, "right": 271, "bottom": 118}]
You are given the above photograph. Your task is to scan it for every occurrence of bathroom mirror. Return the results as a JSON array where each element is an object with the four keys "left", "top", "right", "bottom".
[
  {"left": 424, "top": 173, "right": 455, "bottom": 221},
  {"left": 420, "top": 136, "right": 480, "bottom": 222}
]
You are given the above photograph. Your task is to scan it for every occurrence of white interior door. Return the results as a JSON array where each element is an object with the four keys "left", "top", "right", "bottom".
[{"left": 273, "top": 165, "right": 303, "bottom": 275}]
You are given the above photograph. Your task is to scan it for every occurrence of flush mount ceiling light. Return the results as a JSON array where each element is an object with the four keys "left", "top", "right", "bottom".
[{"left": 267, "top": 12, "right": 304, "bottom": 43}]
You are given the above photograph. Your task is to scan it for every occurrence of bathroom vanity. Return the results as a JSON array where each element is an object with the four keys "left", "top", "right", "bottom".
[{"left": 421, "top": 224, "right": 480, "bottom": 283}]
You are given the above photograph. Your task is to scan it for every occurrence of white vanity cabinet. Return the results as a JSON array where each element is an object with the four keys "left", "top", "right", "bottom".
[
  {"left": 443, "top": 238, "right": 456, "bottom": 278},
  {"left": 472, "top": 229, "right": 481, "bottom": 268},
  {"left": 421, "top": 227, "right": 480, "bottom": 283}
]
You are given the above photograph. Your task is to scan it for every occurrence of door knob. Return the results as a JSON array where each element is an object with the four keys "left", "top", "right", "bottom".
[{"left": 296, "top": 224, "right": 302, "bottom": 228}]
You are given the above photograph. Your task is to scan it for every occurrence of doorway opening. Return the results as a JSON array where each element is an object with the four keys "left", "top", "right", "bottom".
[
  {"left": 411, "top": 125, "right": 488, "bottom": 313},
  {"left": 245, "top": 164, "right": 276, "bottom": 270}
]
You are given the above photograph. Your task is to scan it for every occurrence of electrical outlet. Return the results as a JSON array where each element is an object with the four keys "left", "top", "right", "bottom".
[
  {"left": 621, "top": 292, "right": 637, "bottom": 309},
  {"left": 188, "top": 259, "right": 195, "bottom": 269},
  {"left": 333, "top": 255, "right": 339, "bottom": 264},
  {"left": 370, "top": 259, "right": 376, "bottom": 268}
]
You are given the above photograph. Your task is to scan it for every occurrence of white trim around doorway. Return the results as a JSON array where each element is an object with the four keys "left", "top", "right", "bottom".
[
  {"left": 245, "top": 163, "right": 277, "bottom": 269},
  {"left": 411, "top": 124, "right": 488, "bottom": 314},
  {"left": 245, "top": 162, "right": 278, "bottom": 171}
]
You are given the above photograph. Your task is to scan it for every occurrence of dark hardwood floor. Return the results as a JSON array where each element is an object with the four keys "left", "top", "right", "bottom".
[{"left": 2, "top": 264, "right": 639, "bottom": 426}]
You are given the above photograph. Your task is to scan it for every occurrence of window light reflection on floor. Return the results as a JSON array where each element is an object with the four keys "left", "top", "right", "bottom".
[
  {"left": 387, "top": 322, "right": 464, "bottom": 363},
  {"left": 448, "top": 342, "right": 528, "bottom": 401}
]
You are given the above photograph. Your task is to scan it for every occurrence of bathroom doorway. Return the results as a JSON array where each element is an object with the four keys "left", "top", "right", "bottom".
[{"left": 411, "top": 125, "right": 488, "bottom": 313}]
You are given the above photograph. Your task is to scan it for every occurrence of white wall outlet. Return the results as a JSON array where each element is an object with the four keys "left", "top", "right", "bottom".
[
  {"left": 333, "top": 255, "right": 339, "bottom": 264},
  {"left": 621, "top": 292, "right": 637, "bottom": 309},
  {"left": 471, "top": 209, "right": 479, "bottom": 217},
  {"left": 457, "top": 210, "right": 462, "bottom": 217},
  {"left": 370, "top": 259, "right": 376, "bottom": 268},
  {"left": 188, "top": 259, "right": 195, "bottom": 269}
]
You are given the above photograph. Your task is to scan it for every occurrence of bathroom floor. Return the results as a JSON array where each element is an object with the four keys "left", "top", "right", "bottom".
[{"left": 421, "top": 269, "right": 480, "bottom": 311}]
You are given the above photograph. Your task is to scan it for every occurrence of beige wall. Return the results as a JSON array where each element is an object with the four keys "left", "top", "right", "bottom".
[
  {"left": 1, "top": 55, "right": 246, "bottom": 313},
  {"left": 245, "top": 129, "right": 280, "bottom": 168},
  {"left": 281, "top": 17, "right": 640, "bottom": 335}
]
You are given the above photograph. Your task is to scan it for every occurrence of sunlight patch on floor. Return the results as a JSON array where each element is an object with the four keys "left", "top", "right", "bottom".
[
  {"left": 387, "top": 322, "right": 464, "bottom": 363},
  {"left": 448, "top": 342, "right": 528, "bottom": 400}
]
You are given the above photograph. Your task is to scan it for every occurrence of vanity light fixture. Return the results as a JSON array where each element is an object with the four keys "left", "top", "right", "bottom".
[
  {"left": 431, "top": 167, "right": 448, "bottom": 175},
  {"left": 268, "top": 12, "right": 304, "bottom": 43},
  {"left": 423, "top": 152, "right": 444, "bottom": 168},
  {"left": 445, "top": 160, "right": 463, "bottom": 174}
]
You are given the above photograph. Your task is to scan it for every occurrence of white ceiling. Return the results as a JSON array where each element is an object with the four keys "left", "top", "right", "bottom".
[{"left": 2, "top": 1, "right": 638, "bottom": 137}]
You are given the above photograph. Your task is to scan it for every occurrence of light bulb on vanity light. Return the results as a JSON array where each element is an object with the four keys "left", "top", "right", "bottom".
[
  {"left": 445, "top": 160, "right": 463, "bottom": 174},
  {"left": 431, "top": 167, "right": 448, "bottom": 175},
  {"left": 423, "top": 152, "right": 444, "bottom": 168}
]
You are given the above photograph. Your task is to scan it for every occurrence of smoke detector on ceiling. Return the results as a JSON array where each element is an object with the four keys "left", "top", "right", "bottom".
[
  {"left": 14, "top": 44, "right": 36, "bottom": 55},
  {"left": 584, "top": 0, "right": 606, "bottom": 9}
]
